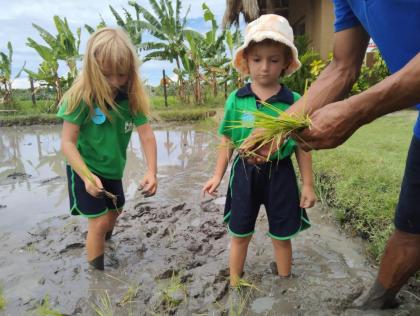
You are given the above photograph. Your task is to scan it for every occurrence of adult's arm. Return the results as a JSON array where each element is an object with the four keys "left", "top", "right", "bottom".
[
  {"left": 297, "top": 50, "right": 420, "bottom": 151},
  {"left": 246, "top": 26, "right": 370, "bottom": 161},
  {"left": 292, "top": 25, "right": 370, "bottom": 115}
]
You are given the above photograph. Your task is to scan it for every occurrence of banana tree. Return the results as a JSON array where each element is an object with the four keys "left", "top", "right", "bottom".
[
  {"left": 183, "top": 30, "right": 204, "bottom": 104},
  {"left": 84, "top": 16, "right": 107, "bottom": 34},
  {"left": 0, "top": 42, "right": 25, "bottom": 107},
  {"left": 222, "top": 27, "right": 243, "bottom": 89},
  {"left": 129, "top": 0, "right": 191, "bottom": 101},
  {"left": 26, "top": 16, "right": 81, "bottom": 105},
  {"left": 200, "top": 4, "right": 229, "bottom": 97},
  {"left": 25, "top": 57, "right": 63, "bottom": 109},
  {"left": 109, "top": 5, "right": 144, "bottom": 52}
]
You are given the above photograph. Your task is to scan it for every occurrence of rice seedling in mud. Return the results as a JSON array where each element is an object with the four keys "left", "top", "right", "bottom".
[
  {"left": 103, "top": 273, "right": 140, "bottom": 309},
  {"left": 0, "top": 284, "right": 6, "bottom": 310},
  {"left": 218, "top": 277, "right": 262, "bottom": 316},
  {"left": 150, "top": 271, "right": 188, "bottom": 314},
  {"left": 35, "top": 295, "right": 62, "bottom": 316},
  {"left": 91, "top": 290, "right": 113, "bottom": 316}
]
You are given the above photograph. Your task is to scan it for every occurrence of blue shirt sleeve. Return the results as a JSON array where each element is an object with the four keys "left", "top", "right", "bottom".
[{"left": 333, "top": 0, "right": 361, "bottom": 32}]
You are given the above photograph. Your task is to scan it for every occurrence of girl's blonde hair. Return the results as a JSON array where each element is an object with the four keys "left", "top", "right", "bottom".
[{"left": 62, "top": 27, "right": 149, "bottom": 118}]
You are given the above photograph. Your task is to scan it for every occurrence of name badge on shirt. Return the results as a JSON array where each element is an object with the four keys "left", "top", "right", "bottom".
[
  {"left": 92, "top": 108, "right": 106, "bottom": 125},
  {"left": 241, "top": 113, "right": 255, "bottom": 128}
]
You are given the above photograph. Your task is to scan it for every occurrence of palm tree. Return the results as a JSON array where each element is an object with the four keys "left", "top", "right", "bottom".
[{"left": 222, "top": 0, "right": 286, "bottom": 28}]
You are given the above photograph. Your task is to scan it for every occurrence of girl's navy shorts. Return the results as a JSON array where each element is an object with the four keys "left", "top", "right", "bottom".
[
  {"left": 66, "top": 165, "right": 125, "bottom": 218},
  {"left": 395, "top": 136, "right": 420, "bottom": 234},
  {"left": 223, "top": 156, "right": 310, "bottom": 239}
]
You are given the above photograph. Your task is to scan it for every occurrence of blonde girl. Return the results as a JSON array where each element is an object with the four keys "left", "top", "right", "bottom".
[{"left": 58, "top": 27, "right": 157, "bottom": 270}]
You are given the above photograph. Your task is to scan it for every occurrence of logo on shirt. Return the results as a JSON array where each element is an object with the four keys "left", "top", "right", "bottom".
[
  {"left": 124, "top": 121, "right": 134, "bottom": 133},
  {"left": 241, "top": 113, "right": 255, "bottom": 128}
]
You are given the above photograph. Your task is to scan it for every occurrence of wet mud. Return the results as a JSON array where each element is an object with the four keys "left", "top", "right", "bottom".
[{"left": 1, "top": 125, "right": 420, "bottom": 315}]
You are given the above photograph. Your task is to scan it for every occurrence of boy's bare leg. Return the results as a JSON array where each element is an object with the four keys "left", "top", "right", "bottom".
[
  {"left": 229, "top": 235, "right": 252, "bottom": 286},
  {"left": 271, "top": 239, "right": 292, "bottom": 277},
  {"left": 87, "top": 212, "right": 113, "bottom": 270},
  {"left": 105, "top": 209, "right": 122, "bottom": 241}
]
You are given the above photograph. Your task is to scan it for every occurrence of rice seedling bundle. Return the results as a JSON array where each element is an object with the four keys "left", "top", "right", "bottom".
[{"left": 231, "top": 99, "right": 311, "bottom": 160}]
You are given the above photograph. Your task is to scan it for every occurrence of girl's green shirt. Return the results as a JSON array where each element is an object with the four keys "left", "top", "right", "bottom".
[
  {"left": 57, "top": 96, "right": 148, "bottom": 179},
  {"left": 218, "top": 85, "right": 300, "bottom": 160}
]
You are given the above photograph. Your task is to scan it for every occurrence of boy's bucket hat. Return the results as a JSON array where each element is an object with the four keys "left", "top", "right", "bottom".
[{"left": 233, "top": 14, "right": 301, "bottom": 76}]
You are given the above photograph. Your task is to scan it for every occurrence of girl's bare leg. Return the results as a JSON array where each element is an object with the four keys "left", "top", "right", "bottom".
[
  {"left": 86, "top": 212, "right": 114, "bottom": 270},
  {"left": 105, "top": 209, "right": 122, "bottom": 240}
]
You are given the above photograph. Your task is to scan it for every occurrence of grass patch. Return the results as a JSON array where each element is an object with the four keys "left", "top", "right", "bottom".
[
  {"left": 0, "top": 284, "right": 6, "bottom": 310},
  {"left": 312, "top": 110, "right": 416, "bottom": 261},
  {"left": 155, "top": 109, "right": 216, "bottom": 122},
  {"left": 0, "top": 96, "right": 224, "bottom": 126},
  {"left": 0, "top": 114, "right": 60, "bottom": 126},
  {"left": 91, "top": 290, "right": 113, "bottom": 316},
  {"left": 35, "top": 295, "right": 62, "bottom": 316},
  {"left": 150, "top": 272, "right": 187, "bottom": 314},
  {"left": 226, "top": 278, "right": 261, "bottom": 316}
]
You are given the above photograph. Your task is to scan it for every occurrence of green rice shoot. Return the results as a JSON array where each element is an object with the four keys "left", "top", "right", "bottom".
[
  {"left": 35, "top": 295, "right": 62, "bottom": 316},
  {"left": 0, "top": 284, "right": 6, "bottom": 310},
  {"left": 226, "top": 80, "right": 312, "bottom": 160},
  {"left": 91, "top": 290, "right": 113, "bottom": 316},
  {"left": 228, "top": 277, "right": 261, "bottom": 316}
]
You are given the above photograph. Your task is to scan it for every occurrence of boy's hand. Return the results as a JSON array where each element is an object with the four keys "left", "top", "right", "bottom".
[
  {"left": 300, "top": 184, "right": 317, "bottom": 208},
  {"left": 84, "top": 174, "right": 104, "bottom": 198},
  {"left": 202, "top": 176, "right": 222, "bottom": 198},
  {"left": 139, "top": 171, "right": 157, "bottom": 197}
]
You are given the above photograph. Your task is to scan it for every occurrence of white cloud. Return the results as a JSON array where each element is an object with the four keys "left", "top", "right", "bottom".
[
  {"left": 11, "top": 77, "right": 40, "bottom": 89},
  {"left": 0, "top": 0, "right": 227, "bottom": 86}
]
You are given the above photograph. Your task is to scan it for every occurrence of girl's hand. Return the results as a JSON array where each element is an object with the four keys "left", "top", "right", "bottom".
[
  {"left": 84, "top": 174, "right": 104, "bottom": 198},
  {"left": 139, "top": 171, "right": 157, "bottom": 197},
  {"left": 202, "top": 176, "right": 222, "bottom": 198},
  {"left": 300, "top": 184, "right": 317, "bottom": 208}
]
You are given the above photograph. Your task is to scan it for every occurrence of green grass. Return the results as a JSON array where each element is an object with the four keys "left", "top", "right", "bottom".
[
  {"left": 150, "top": 94, "right": 225, "bottom": 111},
  {"left": 312, "top": 110, "right": 416, "bottom": 261},
  {"left": 0, "top": 284, "right": 6, "bottom": 310},
  {"left": 91, "top": 290, "right": 113, "bottom": 316},
  {"left": 150, "top": 272, "right": 187, "bottom": 314},
  {"left": 35, "top": 295, "right": 62, "bottom": 316},
  {"left": 0, "top": 114, "right": 60, "bottom": 126},
  {"left": 0, "top": 95, "right": 224, "bottom": 125}
]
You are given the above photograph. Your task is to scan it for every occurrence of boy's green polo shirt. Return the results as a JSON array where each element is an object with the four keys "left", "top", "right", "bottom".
[
  {"left": 57, "top": 93, "right": 148, "bottom": 179},
  {"left": 218, "top": 83, "right": 300, "bottom": 160}
]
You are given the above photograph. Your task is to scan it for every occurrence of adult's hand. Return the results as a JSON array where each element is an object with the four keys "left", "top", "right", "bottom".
[
  {"left": 295, "top": 98, "right": 361, "bottom": 151},
  {"left": 239, "top": 128, "right": 279, "bottom": 164}
]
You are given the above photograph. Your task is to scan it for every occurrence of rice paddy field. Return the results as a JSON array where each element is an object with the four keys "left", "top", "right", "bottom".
[{"left": 1, "top": 111, "right": 420, "bottom": 315}]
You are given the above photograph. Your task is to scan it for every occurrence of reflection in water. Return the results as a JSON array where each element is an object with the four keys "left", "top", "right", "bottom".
[{"left": 0, "top": 125, "right": 217, "bottom": 234}]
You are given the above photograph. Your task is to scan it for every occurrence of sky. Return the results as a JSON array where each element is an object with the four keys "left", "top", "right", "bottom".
[{"left": 0, "top": 0, "right": 228, "bottom": 88}]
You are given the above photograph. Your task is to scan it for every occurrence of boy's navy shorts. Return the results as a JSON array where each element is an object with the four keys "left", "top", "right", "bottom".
[
  {"left": 223, "top": 156, "right": 310, "bottom": 239},
  {"left": 66, "top": 165, "right": 125, "bottom": 218},
  {"left": 395, "top": 136, "right": 420, "bottom": 234}
]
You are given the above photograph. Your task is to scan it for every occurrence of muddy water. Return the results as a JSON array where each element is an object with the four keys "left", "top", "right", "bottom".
[{"left": 0, "top": 124, "right": 419, "bottom": 315}]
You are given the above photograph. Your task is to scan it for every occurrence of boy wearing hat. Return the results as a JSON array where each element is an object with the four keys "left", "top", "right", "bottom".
[{"left": 202, "top": 14, "right": 316, "bottom": 286}]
